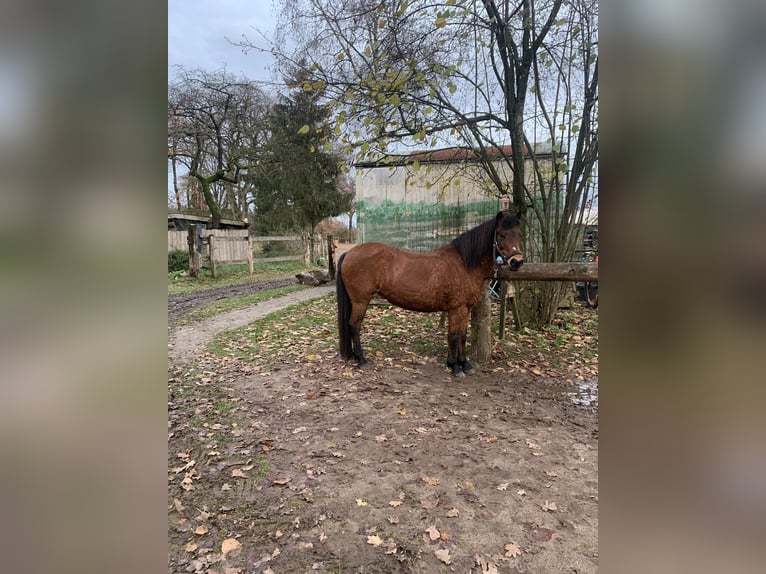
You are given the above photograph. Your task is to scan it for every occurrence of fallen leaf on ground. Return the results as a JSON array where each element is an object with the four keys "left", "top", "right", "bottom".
[
  {"left": 496, "top": 482, "right": 509, "bottom": 491},
  {"left": 172, "top": 499, "right": 185, "bottom": 512},
  {"left": 542, "top": 500, "right": 558, "bottom": 512},
  {"left": 505, "top": 542, "right": 522, "bottom": 557},
  {"left": 517, "top": 489, "right": 527, "bottom": 496},
  {"left": 388, "top": 516, "right": 399, "bottom": 524},
  {"left": 231, "top": 469, "right": 246, "bottom": 478},
  {"left": 184, "top": 542, "right": 197, "bottom": 552},
  {"left": 367, "top": 535, "right": 383, "bottom": 546},
  {"left": 272, "top": 478, "right": 291, "bottom": 485},
  {"left": 396, "top": 408, "right": 407, "bottom": 415},
  {"left": 457, "top": 479, "right": 475, "bottom": 491},
  {"left": 420, "top": 496, "right": 439, "bottom": 509},
  {"left": 446, "top": 508, "right": 459, "bottom": 517},
  {"left": 476, "top": 556, "right": 499, "bottom": 574},
  {"left": 434, "top": 548, "right": 452, "bottom": 564},
  {"left": 389, "top": 500, "right": 402, "bottom": 507},
  {"left": 221, "top": 538, "right": 242, "bottom": 558},
  {"left": 545, "top": 470, "right": 558, "bottom": 477},
  {"left": 193, "top": 525, "right": 208, "bottom": 536},
  {"left": 426, "top": 525, "right": 440, "bottom": 541},
  {"left": 356, "top": 499, "right": 369, "bottom": 507},
  {"left": 221, "top": 483, "right": 232, "bottom": 491},
  {"left": 421, "top": 476, "right": 440, "bottom": 486}
]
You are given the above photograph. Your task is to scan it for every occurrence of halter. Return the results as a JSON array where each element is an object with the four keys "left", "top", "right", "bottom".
[{"left": 493, "top": 238, "right": 512, "bottom": 278}]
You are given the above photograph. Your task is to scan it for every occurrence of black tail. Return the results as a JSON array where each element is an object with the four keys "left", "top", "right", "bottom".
[{"left": 336, "top": 253, "right": 353, "bottom": 359}]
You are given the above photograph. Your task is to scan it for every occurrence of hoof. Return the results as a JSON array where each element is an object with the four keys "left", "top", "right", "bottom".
[
  {"left": 462, "top": 364, "right": 475, "bottom": 375},
  {"left": 452, "top": 369, "right": 465, "bottom": 378}
]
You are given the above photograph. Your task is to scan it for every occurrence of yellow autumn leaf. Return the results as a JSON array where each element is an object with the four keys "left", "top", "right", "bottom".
[{"left": 298, "top": 124, "right": 310, "bottom": 134}]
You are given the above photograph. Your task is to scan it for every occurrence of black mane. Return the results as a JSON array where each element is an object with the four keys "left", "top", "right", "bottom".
[{"left": 451, "top": 213, "right": 519, "bottom": 270}]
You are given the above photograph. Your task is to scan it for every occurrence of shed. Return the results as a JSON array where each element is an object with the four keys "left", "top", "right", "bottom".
[{"left": 354, "top": 145, "right": 553, "bottom": 253}]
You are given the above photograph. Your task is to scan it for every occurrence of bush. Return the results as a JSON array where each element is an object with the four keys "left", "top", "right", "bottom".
[{"left": 168, "top": 250, "right": 189, "bottom": 272}]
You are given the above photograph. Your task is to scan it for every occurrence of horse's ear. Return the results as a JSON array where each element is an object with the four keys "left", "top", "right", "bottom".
[{"left": 496, "top": 211, "right": 505, "bottom": 225}]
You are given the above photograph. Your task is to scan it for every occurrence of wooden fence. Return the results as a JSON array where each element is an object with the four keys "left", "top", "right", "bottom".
[{"left": 172, "top": 227, "right": 328, "bottom": 278}]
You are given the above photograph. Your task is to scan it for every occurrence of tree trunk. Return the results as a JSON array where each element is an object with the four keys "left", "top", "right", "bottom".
[
  {"left": 171, "top": 156, "right": 181, "bottom": 210},
  {"left": 469, "top": 282, "right": 492, "bottom": 364},
  {"left": 199, "top": 176, "right": 222, "bottom": 228}
]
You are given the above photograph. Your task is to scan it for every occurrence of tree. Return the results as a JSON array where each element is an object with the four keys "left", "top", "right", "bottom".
[
  {"left": 255, "top": 0, "right": 597, "bottom": 326},
  {"left": 168, "top": 68, "right": 270, "bottom": 227},
  {"left": 252, "top": 74, "right": 352, "bottom": 233}
]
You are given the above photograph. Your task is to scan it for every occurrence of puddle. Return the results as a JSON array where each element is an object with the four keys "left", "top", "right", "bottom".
[{"left": 567, "top": 379, "right": 598, "bottom": 407}]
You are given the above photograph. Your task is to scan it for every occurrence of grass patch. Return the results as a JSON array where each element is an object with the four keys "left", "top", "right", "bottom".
[
  {"left": 177, "top": 284, "right": 312, "bottom": 324},
  {"left": 207, "top": 296, "right": 597, "bottom": 376},
  {"left": 168, "top": 260, "right": 313, "bottom": 294},
  {"left": 208, "top": 296, "right": 447, "bottom": 365}
]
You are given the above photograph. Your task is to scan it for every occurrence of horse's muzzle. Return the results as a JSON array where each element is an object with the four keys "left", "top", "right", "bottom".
[{"left": 509, "top": 256, "right": 524, "bottom": 271}]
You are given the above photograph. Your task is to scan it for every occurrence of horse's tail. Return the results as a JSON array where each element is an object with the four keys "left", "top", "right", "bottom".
[{"left": 336, "top": 252, "right": 353, "bottom": 360}]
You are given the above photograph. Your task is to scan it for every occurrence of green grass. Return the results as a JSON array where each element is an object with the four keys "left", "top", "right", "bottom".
[
  {"left": 176, "top": 284, "right": 312, "bottom": 324},
  {"left": 168, "top": 261, "right": 313, "bottom": 294},
  {"left": 207, "top": 296, "right": 597, "bottom": 375},
  {"left": 208, "top": 296, "right": 448, "bottom": 365}
]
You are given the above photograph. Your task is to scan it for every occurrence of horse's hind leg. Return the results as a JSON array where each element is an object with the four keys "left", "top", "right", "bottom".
[{"left": 350, "top": 301, "right": 370, "bottom": 367}]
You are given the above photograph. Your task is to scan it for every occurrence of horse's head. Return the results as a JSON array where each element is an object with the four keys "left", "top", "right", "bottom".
[{"left": 495, "top": 212, "right": 524, "bottom": 271}]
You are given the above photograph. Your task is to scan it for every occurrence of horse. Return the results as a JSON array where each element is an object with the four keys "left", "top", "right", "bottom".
[{"left": 336, "top": 211, "right": 523, "bottom": 376}]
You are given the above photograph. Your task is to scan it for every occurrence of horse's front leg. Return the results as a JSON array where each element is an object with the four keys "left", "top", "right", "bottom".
[
  {"left": 447, "top": 309, "right": 469, "bottom": 377},
  {"left": 458, "top": 328, "right": 474, "bottom": 375}
]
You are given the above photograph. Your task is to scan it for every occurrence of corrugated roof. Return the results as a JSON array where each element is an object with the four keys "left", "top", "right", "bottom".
[{"left": 354, "top": 144, "right": 548, "bottom": 168}]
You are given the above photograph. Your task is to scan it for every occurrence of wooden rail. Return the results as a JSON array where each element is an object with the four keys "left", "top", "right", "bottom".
[{"left": 495, "top": 262, "right": 598, "bottom": 282}]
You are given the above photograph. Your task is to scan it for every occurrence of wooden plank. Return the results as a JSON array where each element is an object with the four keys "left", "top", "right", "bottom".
[
  {"left": 252, "top": 255, "right": 304, "bottom": 263},
  {"left": 250, "top": 235, "right": 302, "bottom": 242},
  {"left": 495, "top": 262, "right": 598, "bottom": 282}
]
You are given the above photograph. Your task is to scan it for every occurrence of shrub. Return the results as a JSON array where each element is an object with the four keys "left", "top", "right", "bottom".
[{"left": 168, "top": 250, "right": 189, "bottom": 272}]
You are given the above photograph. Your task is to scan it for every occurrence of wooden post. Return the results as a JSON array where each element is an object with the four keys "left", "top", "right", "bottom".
[
  {"left": 498, "top": 281, "right": 509, "bottom": 339},
  {"left": 209, "top": 234, "right": 217, "bottom": 278},
  {"left": 469, "top": 281, "right": 492, "bottom": 363},
  {"left": 327, "top": 235, "right": 336, "bottom": 279},
  {"left": 247, "top": 234, "right": 254, "bottom": 274},
  {"left": 303, "top": 233, "right": 311, "bottom": 266},
  {"left": 187, "top": 225, "right": 200, "bottom": 278}
]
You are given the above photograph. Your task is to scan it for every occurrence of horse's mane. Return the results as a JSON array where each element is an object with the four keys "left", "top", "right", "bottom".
[
  {"left": 450, "top": 217, "right": 498, "bottom": 270},
  {"left": 450, "top": 213, "right": 519, "bottom": 270}
]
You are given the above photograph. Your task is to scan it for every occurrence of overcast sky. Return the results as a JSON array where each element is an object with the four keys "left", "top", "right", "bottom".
[{"left": 168, "top": 0, "right": 280, "bottom": 84}]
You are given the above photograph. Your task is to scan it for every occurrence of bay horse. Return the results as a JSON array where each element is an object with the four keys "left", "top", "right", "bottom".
[{"left": 336, "top": 212, "right": 523, "bottom": 376}]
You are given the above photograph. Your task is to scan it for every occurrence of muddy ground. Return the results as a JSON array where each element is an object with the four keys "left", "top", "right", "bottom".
[{"left": 168, "top": 284, "right": 598, "bottom": 574}]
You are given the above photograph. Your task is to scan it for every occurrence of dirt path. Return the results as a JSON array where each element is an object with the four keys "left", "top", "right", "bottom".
[
  {"left": 168, "top": 277, "right": 304, "bottom": 324},
  {"left": 168, "top": 284, "right": 335, "bottom": 362}
]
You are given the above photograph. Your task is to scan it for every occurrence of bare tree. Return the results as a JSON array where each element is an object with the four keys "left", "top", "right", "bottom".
[
  {"left": 256, "top": 0, "right": 597, "bottom": 326},
  {"left": 168, "top": 68, "right": 271, "bottom": 227}
]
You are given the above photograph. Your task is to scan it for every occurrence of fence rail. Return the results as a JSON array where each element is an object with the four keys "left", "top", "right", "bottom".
[{"left": 171, "top": 227, "right": 328, "bottom": 277}]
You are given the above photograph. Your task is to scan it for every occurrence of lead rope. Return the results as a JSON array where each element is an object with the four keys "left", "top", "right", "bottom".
[{"left": 493, "top": 240, "right": 508, "bottom": 279}]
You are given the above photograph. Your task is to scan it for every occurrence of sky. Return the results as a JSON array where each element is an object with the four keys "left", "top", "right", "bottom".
[
  {"left": 168, "top": 0, "right": 284, "bottom": 200},
  {"left": 167, "top": 0, "right": 280, "bottom": 84}
]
